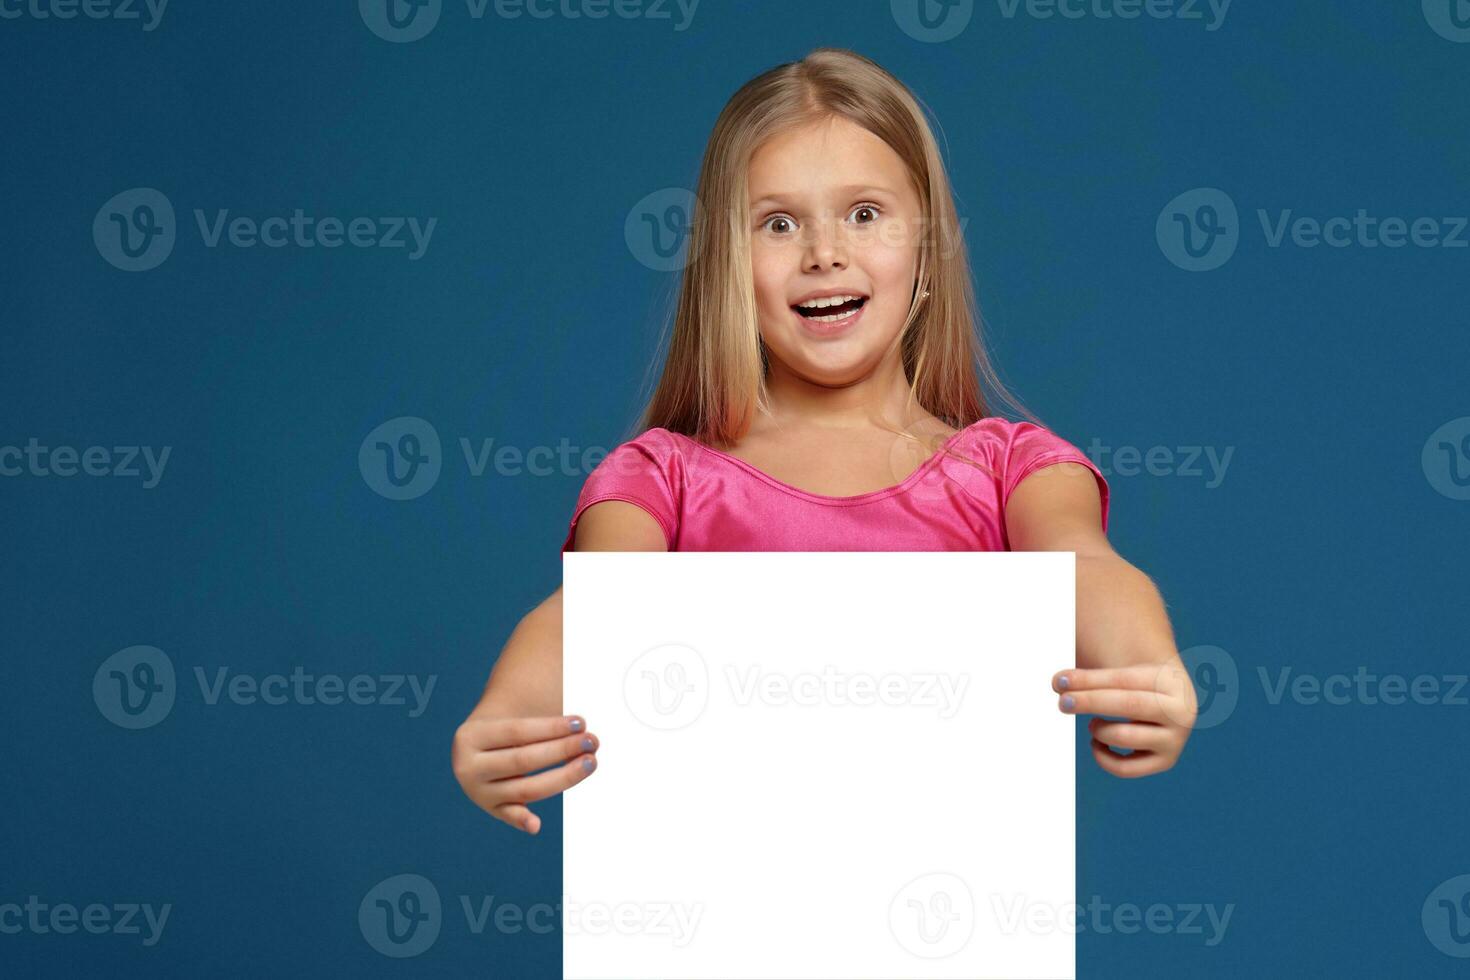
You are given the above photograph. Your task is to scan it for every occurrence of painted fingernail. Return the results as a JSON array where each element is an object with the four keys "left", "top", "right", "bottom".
[
  {"left": 582, "top": 756, "right": 596, "bottom": 773},
  {"left": 1060, "top": 694, "right": 1076, "bottom": 712},
  {"left": 580, "top": 736, "right": 594, "bottom": 753},
  {"left": 568, "top": 717, "right": 584, "bottom": 733},
  {"left": 1057, "top": 675, "right": 1070, "bottom": 690}
]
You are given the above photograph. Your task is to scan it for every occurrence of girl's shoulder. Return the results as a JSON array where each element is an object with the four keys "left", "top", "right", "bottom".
[
  {"left": 616, "top": 425, "right": 687, "bottom": 454},
  {"left": 594, "top": 426, "right": 691, "bottom": 477},
  {"left": 583, "top": 426, "right": 689, "bottom": 485},
  {"left": 949, "top": 415, "right": 1108, "bottom": 527},
  {"left": 948, "top": 415, "right": 1086, "bottom": 466},
  {"left": 562, "top": 427, "right": 689, "bottom": 553}
]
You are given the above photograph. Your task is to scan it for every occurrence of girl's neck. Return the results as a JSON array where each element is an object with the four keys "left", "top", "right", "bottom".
[{"left": 760, "top": 355, "right": 931, "bottom": 435}]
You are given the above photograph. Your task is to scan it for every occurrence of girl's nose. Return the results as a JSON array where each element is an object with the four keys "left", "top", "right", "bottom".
[{"left": 804, "top": 220, "right": 848, "bottom": 270}]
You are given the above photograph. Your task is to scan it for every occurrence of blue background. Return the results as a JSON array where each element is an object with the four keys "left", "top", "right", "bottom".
[{"left": 3, "top": 0, "right": 1469, "bottom": 976}]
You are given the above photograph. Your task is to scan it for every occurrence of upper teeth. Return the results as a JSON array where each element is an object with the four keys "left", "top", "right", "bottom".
[{"left": 796, "top": 294, "right": 863, "bottom": 310}]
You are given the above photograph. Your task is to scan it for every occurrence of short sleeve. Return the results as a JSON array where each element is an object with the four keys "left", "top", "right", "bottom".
[
  {"left": 560, "top": 434, "right": 680, "bottom": 552},
  {"left": 1001, "top": 421, "right": 1110, "bottom": 533}
]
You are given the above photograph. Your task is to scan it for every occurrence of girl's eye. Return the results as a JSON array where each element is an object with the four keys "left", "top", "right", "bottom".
[{"left": 761, "top": 205, "right": 881, "bottom": 235}]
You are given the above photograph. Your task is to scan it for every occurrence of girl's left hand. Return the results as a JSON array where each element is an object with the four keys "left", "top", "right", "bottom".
[{"left": 1052, "top": 664, "right": 1198, "bottom": 778}]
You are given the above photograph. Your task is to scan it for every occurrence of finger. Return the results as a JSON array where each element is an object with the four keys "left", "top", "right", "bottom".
[
  {"left": 490, "top": 803, "right": 542, "bottom": 835},
  {"left": 1054, "top": 663, "right": 1186, "bottom": 693},
  {"left": 464, "top": 731, "right": 599, "bottom": 782},
  {"left": 1088, "top": 716, "right": 1172, "bottom": 752},
  {"left": 481, "top": 753, "right": 599, "bottom": 809},
  {"left": 1089, "top": 738, "right": 1170, "bottom": 778},
  {"left": 1060, "top": 688, "right": 1170, "bottom": 723},
  {"left": 459, "top": 714, "right": 588, "bottom": 751}
]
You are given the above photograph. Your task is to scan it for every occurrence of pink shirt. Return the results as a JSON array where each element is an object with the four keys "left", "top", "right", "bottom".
[{"left": 560, "top": 417, "right": 1109, "bottom": 552}]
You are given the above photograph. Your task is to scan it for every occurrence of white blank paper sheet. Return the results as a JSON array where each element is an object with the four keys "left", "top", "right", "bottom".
[{"left": 562, "top": 551, "right": 1076, "bottom": 980}]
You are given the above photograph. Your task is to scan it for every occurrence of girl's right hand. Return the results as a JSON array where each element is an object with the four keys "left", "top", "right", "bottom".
[{"left": 451, "top": 714, "right": 600, "bottom": 835}]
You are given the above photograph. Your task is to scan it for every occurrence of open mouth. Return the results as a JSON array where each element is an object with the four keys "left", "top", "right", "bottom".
[{"left": 791, "top": 296, "right": 869, "bottom": 324}]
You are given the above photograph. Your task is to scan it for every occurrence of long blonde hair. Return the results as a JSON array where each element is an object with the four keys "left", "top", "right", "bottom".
[{"left": 632, "top": 47, "right": 1040, "bottom": 461}]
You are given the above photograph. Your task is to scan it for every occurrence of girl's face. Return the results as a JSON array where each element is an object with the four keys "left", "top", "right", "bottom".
[{"left": 747, "top": 115, "right": 924, "bottom": 388}]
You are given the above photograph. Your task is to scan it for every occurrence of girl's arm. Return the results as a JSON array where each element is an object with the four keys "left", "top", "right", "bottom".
[
  {"left": 468, "top": 500, "right": 668, "bottom": 720},
  {"left": 1005, "top": 462, "right": 1198, "bottom": 776},
  {"left": 469, "top": 585, "right": 565, "bottom": 721},
  {"left": 452, "top": 500, "right": 667, "bottom": 833}
]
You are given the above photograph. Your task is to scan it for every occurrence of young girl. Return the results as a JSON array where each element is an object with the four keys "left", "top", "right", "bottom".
[{"left": 452, "top": 48, "right": 1197, "bottom": 836}]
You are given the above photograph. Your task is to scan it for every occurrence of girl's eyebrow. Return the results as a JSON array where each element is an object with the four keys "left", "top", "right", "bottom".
[{"left": 749, "top": 184, "right": 896, "bottom": 209}]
